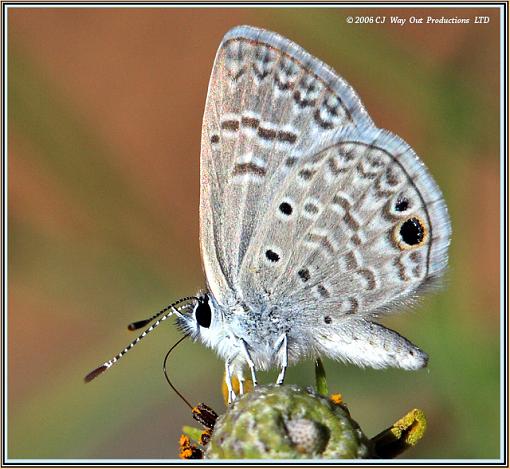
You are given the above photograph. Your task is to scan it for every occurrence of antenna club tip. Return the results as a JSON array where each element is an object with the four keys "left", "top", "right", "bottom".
[
  {"left": 128, "top": 319, "right": 151, "bottom": 331},
  {"left": 84, "top": 364, "right": 109, "bottom": 383}
]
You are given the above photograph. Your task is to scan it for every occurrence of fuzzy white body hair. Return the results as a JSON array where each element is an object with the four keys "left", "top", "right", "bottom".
[{"left": 179, "top": 293, "right": 428, "bottom": 375}]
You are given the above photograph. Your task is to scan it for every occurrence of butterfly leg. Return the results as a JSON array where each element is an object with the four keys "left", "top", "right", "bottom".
[
  {"left": 236, "top": 371, "right": 245, "bottom": 395},
  {"left": 275, "top": 333, "right": 288, "bottom": 385},
  {"left": 240, "top": 338, "right": 258, "bottom": 386},
  {"left": 225, "top": 360, "right": 236, "bottom": 404}
]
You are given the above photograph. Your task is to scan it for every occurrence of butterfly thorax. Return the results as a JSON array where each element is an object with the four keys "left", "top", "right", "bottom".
[{"left": 181, "top": 292, "right": 307, "bottom": 371}]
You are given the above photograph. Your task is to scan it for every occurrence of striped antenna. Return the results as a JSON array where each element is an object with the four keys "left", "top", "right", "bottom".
[
  {"left": 84, "top": 297, "right": 198, "bottom": 383},
  {"left": 127, "top": 296, "right": 198, "bottom": 331}
]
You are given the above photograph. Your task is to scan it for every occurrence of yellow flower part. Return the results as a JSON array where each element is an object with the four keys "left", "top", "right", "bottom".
[
  {"left": 329, "top": 393, "right": 343, "bottom": 406},
  {"left": 390, "top": 408, "right": 427, "bottom": 447},
  {"left": 371, "top": 408, "right": 427, "bottom": 458},
  {"left": 222, "top": 372, "right": 254, "bottom": 405},
  {"left": 178, "top": 433, "right": 203, "bottom": 459},
  {"left": 179, "top": 434, "right": 190, "bottom": 448}
]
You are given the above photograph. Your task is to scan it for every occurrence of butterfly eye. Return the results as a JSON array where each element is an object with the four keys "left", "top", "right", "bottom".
[{"left": 195, "top": 298, "right": 212, "bottom": 328}]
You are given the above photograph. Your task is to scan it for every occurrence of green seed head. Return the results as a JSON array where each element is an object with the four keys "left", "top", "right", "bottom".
[{"left": 205, "top": 384, "right": 372, "bottom": 459}]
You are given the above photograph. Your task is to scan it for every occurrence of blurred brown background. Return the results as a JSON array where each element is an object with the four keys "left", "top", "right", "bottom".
[{"left": 8, "top": 6, "right": 501, "bottom": 460}]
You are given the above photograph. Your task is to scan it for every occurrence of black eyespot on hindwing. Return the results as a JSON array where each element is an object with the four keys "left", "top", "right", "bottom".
[
  {"left": 400, "top": 217, "right": 425, "bottom": 246},
  {"left": 392, "top": 215, "right": 428, "bottom": 250},
  {"left": 395, "top": 197, "right": 409, "bottom": 212}
]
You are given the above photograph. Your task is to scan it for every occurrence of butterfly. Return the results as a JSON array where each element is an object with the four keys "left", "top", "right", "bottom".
[{"left": 86, "top": 26, "right": 451, "bottom": 404}]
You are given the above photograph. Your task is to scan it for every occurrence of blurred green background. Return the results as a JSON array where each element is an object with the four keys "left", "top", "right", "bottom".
[{"left": 7, "top": 6, "right": 501, "bottom": 460}]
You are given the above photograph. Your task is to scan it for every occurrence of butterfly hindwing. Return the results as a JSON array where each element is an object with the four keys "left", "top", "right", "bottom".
[{"left": 240, "top": 128, "right": 450, "bottom": 322}]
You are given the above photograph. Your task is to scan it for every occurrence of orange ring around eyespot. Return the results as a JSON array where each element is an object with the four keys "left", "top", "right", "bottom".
[{"left": 392, "top": 215, "right": 428, "bottom": 251}]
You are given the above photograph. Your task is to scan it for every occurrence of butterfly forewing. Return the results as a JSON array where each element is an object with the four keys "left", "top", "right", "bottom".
[{"left": 200, "top": 26, "right": 374, "bottom": 304}]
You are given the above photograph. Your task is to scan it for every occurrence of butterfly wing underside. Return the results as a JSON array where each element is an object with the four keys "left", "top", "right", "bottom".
[
  {"left": 199, "top": 26, "right": 451, "bottom": 368},
  {"left": 200, "top": 25, "right": 374, "bottom": 304}
]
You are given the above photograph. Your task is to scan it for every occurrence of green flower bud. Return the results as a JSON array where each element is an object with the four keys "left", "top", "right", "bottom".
[{"left": 205, "top": 384, "right": 372, "bottom": 459}]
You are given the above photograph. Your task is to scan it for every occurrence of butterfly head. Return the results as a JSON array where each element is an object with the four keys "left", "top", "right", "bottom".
[{"left": 177, "top": 292, "right": 229, "bottom": 352}]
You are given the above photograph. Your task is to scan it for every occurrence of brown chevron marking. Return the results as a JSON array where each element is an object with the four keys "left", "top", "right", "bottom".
[
  {"left": 252, "top": 64, "right": 270, "bottom": 80},
  {"left": 344, "top": 297, "right": 359, "bottom": 314},
  {"left": 410, "top": 251, "right": 422, "bottom": 262},
  {"left": 327, "top": 156, "right": 348, "bottom": 176},
  {"left": 393, "top": 257, "right": 410, "bottom": 282},
  {"left": 227, "top": 68, "right": 246, "bottom": 81},
  {"left": 357, "top": 269, "right": 376, "bottom": 290},
  {"left": 313, "top": 109, "right": 334, "bottom": 129},
  {"left": 299, "top": 168, "right": 316, "bottom": 180},
  {"left": 357, "top": 161, "right": 379, "bottom": 179},
  {"left": 332, "top": 194, "right": 352, "bottom": 210},
  {"left": 343, "top": 251, "right": 358, "bottom": 270},
  {"left": 232, "top": 163, "right": 266, "bottom": 177},
  {"left": 277, "top": 131, "right": 297, "bottom": 144},
  {"left": 351, "top": 234, "right": 363, "bottom": 246},
  {"left": 274, "top": 75, "right": 295, "bottom": 91},
  {"left": 385, "top": 165, "right": 400, "bottom": 186},
  {"left": 293, "top": 90, "right": 316, "bottom": 108},
  {"left": 410, "top": 251, "right": 423, "bottom": 277},
  {"left": 241, "top": 116, "right": 260, "bottom": 128},
  {"left": 343, "top": 211, "right": 360, "bottom": 231},
  {"left": 304, "top": 203, "right": 319, "bottom": 215},
  {"left": 221, "top": 120, "right": 240, "bottom": 131},
  {"left": 258, "top": 127, "right": 277, "bottom": 140},
  {"left": 317, "top": 284, "right": 330, "bottom": 298},
  {"left": 339, "top": 147, "right": 356, "bottom": 161},
  {"left": 308, "top": 232, "right": 336, "bottom": 255}
]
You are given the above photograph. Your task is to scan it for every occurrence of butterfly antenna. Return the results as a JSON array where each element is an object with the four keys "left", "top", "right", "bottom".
[
  {"left": 163, "top": 335, "right": 193, "bottom": 410},
  {"left": 84, "top": 297, "right": 198, "bottom": 383},
  {"left": 127, "top": 296, "right": 199, "bottom": 330}
]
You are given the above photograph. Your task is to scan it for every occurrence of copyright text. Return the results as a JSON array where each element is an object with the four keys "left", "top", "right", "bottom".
[{"left": 345, "top": 15, "right": 489, "bottom": 25}]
